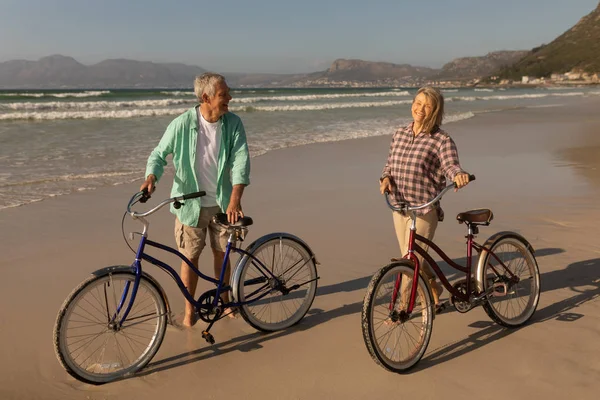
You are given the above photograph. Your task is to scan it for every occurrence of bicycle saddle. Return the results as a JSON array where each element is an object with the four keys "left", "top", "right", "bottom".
[
  {"left": 212, "top": 213, "right": 254, "bottom": 227},
  {"left": 456, "top": 209, "right": 493, "bottom": 225}
]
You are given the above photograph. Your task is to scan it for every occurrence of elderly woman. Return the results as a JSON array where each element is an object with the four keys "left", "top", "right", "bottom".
[{"left": 379, "top": 86, "right": 470, "bottom": 311}]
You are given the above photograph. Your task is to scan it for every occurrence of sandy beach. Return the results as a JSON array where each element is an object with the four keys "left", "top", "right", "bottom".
[{"left": 1, "top": 98, "right": 599, "bottom": 399}]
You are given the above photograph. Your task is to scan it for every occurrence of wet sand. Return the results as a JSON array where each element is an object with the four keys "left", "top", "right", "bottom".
[{"left": 1, "top": 98, "right": 599, "bottom": 399}]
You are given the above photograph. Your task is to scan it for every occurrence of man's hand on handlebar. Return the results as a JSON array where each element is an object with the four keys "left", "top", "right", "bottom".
[{"left": 141, "top": 174, "right": 157, "bottom": 194}]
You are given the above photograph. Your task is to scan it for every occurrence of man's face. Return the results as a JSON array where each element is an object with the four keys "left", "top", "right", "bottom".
[{"left": 204, "top": 81, "right": 232, "bottom": 118}]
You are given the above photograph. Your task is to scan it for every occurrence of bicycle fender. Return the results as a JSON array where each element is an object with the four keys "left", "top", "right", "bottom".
[
  {"left": 91, "top": 265, "right": 174, "bottom": 325},
  {"left": 231, "top": 232, "right": 319, "bottom": 303},
  {"left": 474, "top": 231, "right": 535, "bottom": 292}
]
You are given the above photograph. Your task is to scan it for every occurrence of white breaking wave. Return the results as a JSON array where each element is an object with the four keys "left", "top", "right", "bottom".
[
  {"left": 448, "top": 92, "right": 587, "bottom": 102},
  {"left": 0, "top": 171, "right": 139, "bottom": 188},
  {"left": 2, "top": 98, "right": 196, "bottom": 111},
  {"left": 250, "top": 111, "right": 477, "bottom": 157},
  {"left": 2, "top": 90, "right": 111, "bottom": 98},
  {"left": 0, "top": 108, "right": 190, "bottom": 120},
  {"left": 160, "top": 91, "right": 194, "bottom": 96},
  {"left": 0, "top": 100, "right": 414, "bottom": 120},
  {"left": 230, "top": 91, "right": 412, "bottom": 103},
  {"left": 230, "top": 100, "right": 413, "bottom": 112},
  {"left": 474, "top": 88, "right": 494, "bottom": 92}
]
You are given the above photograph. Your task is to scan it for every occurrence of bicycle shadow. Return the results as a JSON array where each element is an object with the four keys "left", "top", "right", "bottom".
[
  {"left": 127, "top": 247, "right": 569, "bottom": 380},
  {"left": 412, "top": 256, "right": 599, "bottom": 372}
]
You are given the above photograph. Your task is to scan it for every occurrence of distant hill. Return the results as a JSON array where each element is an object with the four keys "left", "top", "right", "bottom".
[
  {"left": 497, "top": 2, "right": 600, "bottom": 79},
  {"left": 277, "top": 59, "right": 440, "bottom": 87},
  {"left": 0, "top": 55, "right": 207, "bottom": 88},
  {"left": 322, "top": 59, "right": 438, "bottom": 81},
  {"left": 438, "top": 51, "right": 529, "bottom": 80}
]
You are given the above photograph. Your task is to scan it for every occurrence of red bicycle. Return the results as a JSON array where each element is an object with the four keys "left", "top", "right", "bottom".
[{"left": 361, "top": 176, "right": 540, "bottom": 372}]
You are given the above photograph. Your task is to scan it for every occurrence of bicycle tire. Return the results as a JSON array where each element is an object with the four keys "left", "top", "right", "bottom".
[
  {"left": 53, "top": 271, "right": 167, "bottom": 384},
  {"left": 480, "top": 234, "right": 540, "bottom": 327},
  {"left": 234, "top": 236, "right": 317, "bottom": 332},
  {"left": 361, "top": 261, "right": 434, "bottom": 373}
]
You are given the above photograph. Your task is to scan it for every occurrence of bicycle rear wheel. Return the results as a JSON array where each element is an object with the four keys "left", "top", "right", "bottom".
[
  {"left": 235, "top": 237, "right": 317, "bottom": 332},
  {"left": 361, "top": 261, "right": 434, "bottom": 373},
  {"left": 481, "top": 234, "right": 540, "bottom": 327},
  {"left": 53, "top": 271, "right": 167, "bottom": 384}
]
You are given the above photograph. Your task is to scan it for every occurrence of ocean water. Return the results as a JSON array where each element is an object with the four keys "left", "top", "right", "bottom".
[{"left": 1, "top": 86, "right": 599, "bottom": 210}]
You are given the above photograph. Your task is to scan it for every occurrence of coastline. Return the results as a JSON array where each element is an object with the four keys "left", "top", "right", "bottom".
[{"left": 1, "top": 97, "right": 599, "bottom": 399}]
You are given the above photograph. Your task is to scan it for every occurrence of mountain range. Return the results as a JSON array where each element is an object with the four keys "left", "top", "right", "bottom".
[
  {"left": 1, "top": 2, "right": 598, "bottom": 89},
  {"left": 0, "top": 51, "right": 525, "bottom": 89}
]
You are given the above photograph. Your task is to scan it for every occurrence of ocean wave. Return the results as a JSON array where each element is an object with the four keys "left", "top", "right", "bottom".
[
  {"left": 1, "top": 98, "right": 196, "bottom": 111},
  {"left": 474, "top": 88, "right": 494, "bottom": 92},
  {"left": 0, "top": 100, "right": 415, "bottom": 120},
  {"left": 230, "top": 91, "right": 412, "bottom": 103},
  {"left": 0, "top": 90, "right": 111, "bottom": 98},
  {"left": 160, "top": 91, "right": 194, "bottom": 96},
  {"left": 231, "top": 100, "right": 413, "bottom": 112},
  {"left": 0, "top": 171, "right": 139, "bottom": 188},
  {"left": 448, "top": 92, "right": 586, "bottom": 102},
  {"left": 0, "top": 107, "right": 190, "bottom": 120},
  {"left": 250, "top": 111, "right": 476, "bottom": 157}
]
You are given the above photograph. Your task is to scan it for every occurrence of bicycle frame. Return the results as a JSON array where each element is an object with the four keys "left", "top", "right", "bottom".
[
  {"left": 113, "top": 232, "right": 283, "bottom": 327},
  {"left": 393, "top": 222, "right": 519, "bottom": 315}
]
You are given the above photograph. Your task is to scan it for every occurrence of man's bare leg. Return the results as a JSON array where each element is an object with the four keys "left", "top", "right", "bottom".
[
  {"left": 181, "top": 260, "right": 200, "bottom": 327},
  {"left": 212, "top": 249, "right": 236, "bottom": 318}
]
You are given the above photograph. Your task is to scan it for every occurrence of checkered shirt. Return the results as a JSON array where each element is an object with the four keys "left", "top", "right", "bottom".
[{"left": 381, "top": 123, "right": 464, "bottom": 221}]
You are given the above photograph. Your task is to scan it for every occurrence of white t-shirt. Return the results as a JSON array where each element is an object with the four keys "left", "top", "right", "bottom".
[{"left": 195, "top": 110, "right": 222, "bottom": 207}]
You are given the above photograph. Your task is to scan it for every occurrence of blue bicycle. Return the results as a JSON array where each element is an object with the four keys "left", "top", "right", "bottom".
[{"left": 53, "top": 190, "right": 319, "bottom": 384}]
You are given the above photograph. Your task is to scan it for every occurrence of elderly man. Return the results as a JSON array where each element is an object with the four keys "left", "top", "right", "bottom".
[{"left": 141, "top": 72, "right": 251, "bottom": 327}]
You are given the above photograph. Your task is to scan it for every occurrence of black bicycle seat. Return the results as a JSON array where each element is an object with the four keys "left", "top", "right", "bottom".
[
  {"left": 212, "top": 213, "right": 253, "bottom": 227},
  {"left": 456, "top": 209, "right": 493, "bottom": 225}
]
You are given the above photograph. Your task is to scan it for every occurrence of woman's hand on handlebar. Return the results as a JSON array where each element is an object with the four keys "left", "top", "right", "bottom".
[
  {"left": 379, "top": 176, "right": 393, "bottom": 195},
  {"left": 453, "top": 172, "right": 471, "bottom": 191}
]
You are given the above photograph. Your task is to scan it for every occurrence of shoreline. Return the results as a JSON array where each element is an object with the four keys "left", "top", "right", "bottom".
[{"left": 2, "top": 94, "right": 599, "bottom": 212}]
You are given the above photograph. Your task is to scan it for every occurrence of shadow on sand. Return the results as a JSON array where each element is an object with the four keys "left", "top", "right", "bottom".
[{"left": 128, "top": 247, "right": 597, "bottom": 379}]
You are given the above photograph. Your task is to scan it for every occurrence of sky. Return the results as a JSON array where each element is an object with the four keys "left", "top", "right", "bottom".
[{"left": 0, "top": 0, "right": 598, "bottom": 74}]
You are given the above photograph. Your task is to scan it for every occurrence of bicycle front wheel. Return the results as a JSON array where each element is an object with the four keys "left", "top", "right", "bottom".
[
  {"left": 235, "top": 237, "right": 317, "bottom": 332},
  {"left": 481, "top": 234, "right": 540, "bottom": 327},
  {"left": 361, "top": 261, "right": 434, "bottom": 373},
  {"left": 53, "top": 271, "right": 167, "bottom": 384}
]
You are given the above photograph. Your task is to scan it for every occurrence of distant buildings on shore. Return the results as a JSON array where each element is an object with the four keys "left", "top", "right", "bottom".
[{"left": 283, "top": 71, "right": 599, "bottom": 89}]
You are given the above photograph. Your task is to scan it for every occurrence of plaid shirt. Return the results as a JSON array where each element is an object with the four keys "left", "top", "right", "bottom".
[{"left": 382, "top": 123, "right": 464, "bottom": 221}]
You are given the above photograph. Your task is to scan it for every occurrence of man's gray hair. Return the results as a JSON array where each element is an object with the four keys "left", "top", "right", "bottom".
[{"left": 193, "top": 72, "right": 227, "bottom": 102}]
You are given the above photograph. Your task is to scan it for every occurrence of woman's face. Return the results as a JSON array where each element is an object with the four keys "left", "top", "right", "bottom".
[{"left": 411, "top": 93, "right": 434, "bottom": 124}]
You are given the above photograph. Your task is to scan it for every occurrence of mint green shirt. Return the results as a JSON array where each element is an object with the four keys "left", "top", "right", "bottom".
[{"left": 145, "top": 106, "right": 251, "bottom": 227}]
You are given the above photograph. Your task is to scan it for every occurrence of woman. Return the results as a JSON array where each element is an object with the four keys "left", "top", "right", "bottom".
[{"left": 379, "top": 86, "right": 470, "bottom": 311}]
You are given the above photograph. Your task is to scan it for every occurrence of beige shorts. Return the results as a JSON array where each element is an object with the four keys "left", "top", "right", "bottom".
[{"left": 174, "top": 206, "right": 228, "bottom": 262}]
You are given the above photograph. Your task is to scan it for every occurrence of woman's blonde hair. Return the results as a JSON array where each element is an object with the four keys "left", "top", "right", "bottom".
[{"left": 414, "top": 86, "right": 444, "bottom": 134}]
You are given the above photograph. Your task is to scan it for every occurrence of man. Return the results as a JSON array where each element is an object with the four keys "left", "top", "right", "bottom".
[{"left": 141, "top": 72, "right": 250, "bottom": 327}]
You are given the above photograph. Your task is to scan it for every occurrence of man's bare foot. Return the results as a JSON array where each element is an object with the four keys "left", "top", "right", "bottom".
[
  {"left": 223, "top": 307, "right": 238, "bottom": 319},
  {"left": 182, "top": 313, "right": 197, "bottom": 327}
]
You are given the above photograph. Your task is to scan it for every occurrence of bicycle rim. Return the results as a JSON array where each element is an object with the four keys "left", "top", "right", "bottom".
[
  {"left": 54, "top": 272, "right": 167, "bottom": 384},
  {"left": 237, "top": 238, "right": 317, "bottom": 331},
  {"left": 362, "top": 263, "right": 433, "bottom": 372},
  {"left": 483, "top": 237, "right": 540, "bottom": 327}
]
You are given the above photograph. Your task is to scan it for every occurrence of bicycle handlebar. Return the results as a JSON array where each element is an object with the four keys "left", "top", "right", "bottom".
[
  {"left": 385, "top": 174, "right": 475, "bottom": 212},
  {"left": 127, "top": 190, "right": 206, "bottom": 218}
]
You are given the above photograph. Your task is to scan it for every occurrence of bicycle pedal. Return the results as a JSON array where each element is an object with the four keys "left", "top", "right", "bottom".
[{"left": 202, "top": 331, "right": 215, "bottom": 345}]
